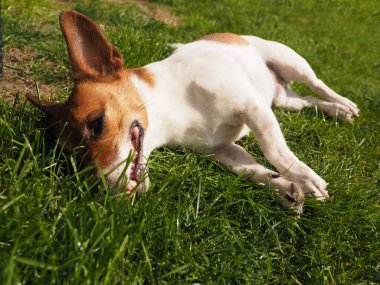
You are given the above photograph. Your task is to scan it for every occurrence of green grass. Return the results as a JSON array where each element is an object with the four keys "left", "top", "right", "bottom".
[{"left": 1, "top": 0, "right": 379, "bottom": 284}]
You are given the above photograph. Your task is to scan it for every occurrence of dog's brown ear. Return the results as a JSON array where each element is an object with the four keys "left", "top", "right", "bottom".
[
  {"left": 26, "top": 94, "right": 64, "bottom": 117},
  {"left": 59, "top": 10, "right": 125, "bottom": 81}
]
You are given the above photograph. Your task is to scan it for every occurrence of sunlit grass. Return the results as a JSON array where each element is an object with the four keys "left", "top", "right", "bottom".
[{"left": 1, "top": 0, "right": 379, "bottom": 284}]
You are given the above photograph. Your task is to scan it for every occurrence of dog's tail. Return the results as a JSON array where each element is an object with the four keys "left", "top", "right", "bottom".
[{"left": 168, "top": 43, "right": 184, "bottom": 49}]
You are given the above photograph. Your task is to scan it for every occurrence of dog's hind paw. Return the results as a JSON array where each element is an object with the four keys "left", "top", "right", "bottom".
[{"left": 322, "top": 102, "right": 358, "bottom": 123}]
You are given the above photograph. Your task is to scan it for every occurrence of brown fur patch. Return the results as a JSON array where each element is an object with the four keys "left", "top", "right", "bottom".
[
  {"left": 130, "top": 68, "right": 155, "bottom": 87},
  {"left": 201, "top": 33, "right": 249, "bottom": 46}
]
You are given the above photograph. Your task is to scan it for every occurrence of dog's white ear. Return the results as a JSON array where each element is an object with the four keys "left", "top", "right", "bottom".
[
  {"left": 59, "top": 10, "right": 125, "bottom": 81},
  {"left": 26, "top": 94, "right": 64, "bottom": 117}
]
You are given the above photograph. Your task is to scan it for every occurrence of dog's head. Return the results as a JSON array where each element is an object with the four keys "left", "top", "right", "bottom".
[{"left": 27, "top": 10, "right": 150, "bottom": 195}]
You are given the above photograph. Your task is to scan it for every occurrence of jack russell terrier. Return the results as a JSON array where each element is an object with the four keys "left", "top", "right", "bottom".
[{"left": 27, "top": 10, "right": 359, "bottom": 216}]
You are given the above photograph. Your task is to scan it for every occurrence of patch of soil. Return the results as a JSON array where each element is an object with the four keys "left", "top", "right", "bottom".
[
  {"left": 1, "top": 48, "right": 58, "bottom": 103},
  {"left": 6, "top": 47, "right": 36, "bottom": 65},
  {"left": 107, "top": 0, "right": 180, "bottom": 26},
  {"left": 134, "top": 0, "right": 180, "bottom": 26}
]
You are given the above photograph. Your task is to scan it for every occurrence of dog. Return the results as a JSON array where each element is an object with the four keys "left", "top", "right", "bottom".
[{"left": 27, "top": 10, "right": 359, "bottom": 216}]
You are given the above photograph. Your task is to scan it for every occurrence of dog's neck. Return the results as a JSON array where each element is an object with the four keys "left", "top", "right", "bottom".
[{"left": 129, "top": 63, "right": 171, "bottom": 158}]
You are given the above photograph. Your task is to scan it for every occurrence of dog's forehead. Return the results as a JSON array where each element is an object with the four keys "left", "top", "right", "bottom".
[
  {"left": 65, "top": 77, "right": 148, "bottom": 129},
  {"left": 67, "top": 81, "right": 124, "bottom": 120}
]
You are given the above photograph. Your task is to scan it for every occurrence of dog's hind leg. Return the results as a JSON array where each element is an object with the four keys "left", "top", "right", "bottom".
[
  {"left": 212, "top": 143, "right": 304, "bottom": 215},
  {"left": 274, "top": 85, "right": 356, "bottom": 123},
  {"left": 243, "top": 36, "right": 359, "bottom": 119}
]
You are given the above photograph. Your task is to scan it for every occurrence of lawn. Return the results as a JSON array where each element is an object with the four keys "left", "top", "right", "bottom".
[{"left": 0, "top": 0, "right": 379, "bottom": 284}]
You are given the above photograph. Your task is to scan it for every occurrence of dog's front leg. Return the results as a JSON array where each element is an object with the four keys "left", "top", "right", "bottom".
[
  {"left": 212, "top": 143, "right": 304, "bottom": 215},
  {"left": 241, "top": 101, "right": 329, "bottom": 200}
]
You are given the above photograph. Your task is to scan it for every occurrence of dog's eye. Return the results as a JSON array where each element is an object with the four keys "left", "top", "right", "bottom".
[{"left": 89, "top": 114, "right": 104, "bottom": 140}]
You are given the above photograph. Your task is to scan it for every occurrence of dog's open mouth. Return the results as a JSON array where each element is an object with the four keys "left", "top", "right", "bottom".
[{"left": 127, "top": 121, "right": 144, "bottom": 194}]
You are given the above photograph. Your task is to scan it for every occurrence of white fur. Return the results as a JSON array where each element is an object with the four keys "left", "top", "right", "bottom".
[{"left": 124, "top": 36, "right": 359, "bottom": 213}]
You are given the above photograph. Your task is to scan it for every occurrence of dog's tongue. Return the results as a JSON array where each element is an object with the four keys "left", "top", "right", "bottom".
[
  {"left": 131, "top": 126, "right": 140, "bottom": 150},
  {"left": 126, "top": 180, "right": 137, "bottom": 192}
]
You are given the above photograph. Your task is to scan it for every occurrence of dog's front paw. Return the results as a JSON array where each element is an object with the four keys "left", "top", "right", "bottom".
[
  {"left": 278, "top": 183, "right": 305, "bottom": 217},
  {"left": 299, "top": 179, "right": 329, "bottom": 200},
  {"left": 285, "top": 163, "right": 329, "bottom": 200}
]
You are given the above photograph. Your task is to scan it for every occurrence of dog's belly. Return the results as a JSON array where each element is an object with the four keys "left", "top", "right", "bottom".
[{"left": 175, "top": 121, "right": 248, "bottom": 152}]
